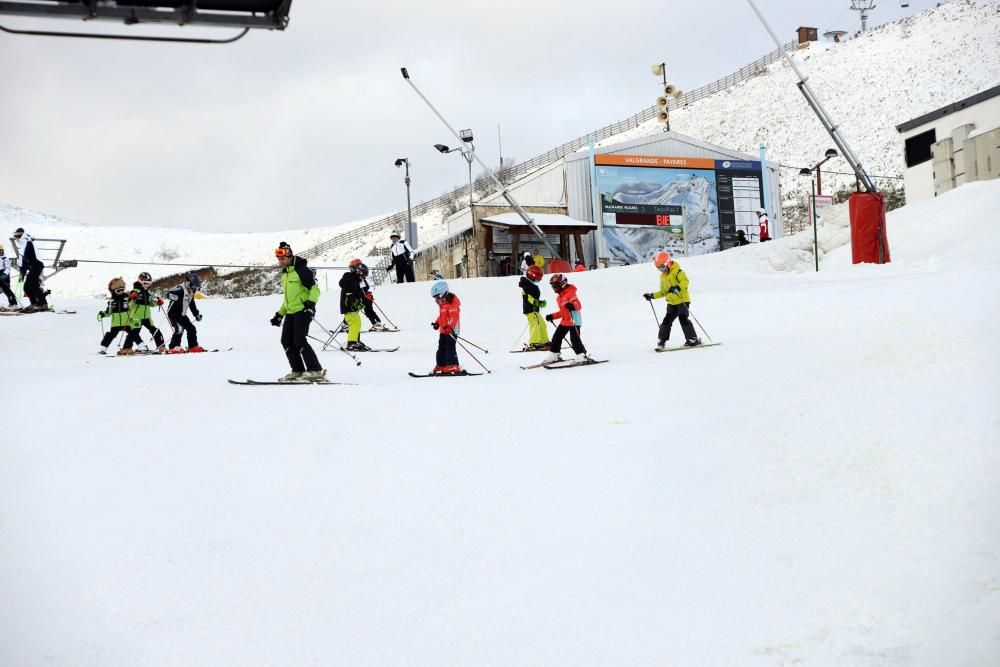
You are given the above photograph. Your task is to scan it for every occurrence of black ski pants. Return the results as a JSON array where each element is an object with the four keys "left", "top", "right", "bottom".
[
  {"left": 436, "top": 333, "right": 458, "bottom": 367},
  {"left": 100, "top": 326, "right": 130, "bottom": 349},
  {"left": 0, "top": 277, "right": 15, "bottom": 306},
  {"left": 281, "top": 311, "right": 322, "bottom": 372},
  {"left": 551, "top": 324, "right": 586, "bottom": 355},
  {"left": 659, "top": 302, "right": 697, "bottom": 343},
  {"left": 124, "top": 318, "right": 164, "bottom": 350},
  {"left": 168, "top": 314, "right": 198, "bottom": 349},
  {"left": 23, "top": 264, "right": 47, "bottom": 307},
  {"left": 363, "top": 299, "right": 381, "bottom": 325},
  {"left": 394, "top": 261, "right": 415, "bottom": 283}
]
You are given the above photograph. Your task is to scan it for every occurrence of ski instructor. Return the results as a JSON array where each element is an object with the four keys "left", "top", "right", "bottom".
[{"left": 270, "top": 241, "right": 326, "bottom": 383}]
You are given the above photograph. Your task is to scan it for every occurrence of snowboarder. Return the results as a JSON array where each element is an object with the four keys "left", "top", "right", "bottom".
[
  {"left": 12, "top": 228, "right": 48, "bottom": 311},
  {"left": 340, "top": 259, "right": 371, "bottom": 351},
  {"left": 165, "top": 272, "right": 205, "bottom": 353},
  {"left": 0, "top": 244, "right": 17, "bottom": 307},
  {"left": 357, "top": 262, "right": 388, "bottom": 332},
  {"left": 120, "top": 272, "right": 165, "bottom": 355},
  {"left": 519, "top": 264, "right": 549, "bottom": 351},
  {"left": 97, "top": 277, "right": 131, "bottom": 354},
  {"left": 643, "top": 251, "right": 700, "bottom": 349},
  {"left": 756, "top": 209, "right": 771, "bottom": 242},
  {"left": 270, "top": 241, "right": 326, "bottom": 382},
  {"left": 388, "top": 230, "right": 415, "bottom": 283},
  {"left": 543, "top": 273, "right": 591, "bottom": 364},
  {"left": 430, "top": 280, "right": 463, "bottom": 375}
]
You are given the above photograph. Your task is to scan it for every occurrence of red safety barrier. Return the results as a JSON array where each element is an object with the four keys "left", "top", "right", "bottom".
[{"left": 849, "top": 192, "right": 891, "bottom": 264}]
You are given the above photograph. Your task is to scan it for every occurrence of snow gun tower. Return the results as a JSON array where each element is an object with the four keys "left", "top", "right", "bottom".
[
  {"left": 745, "top": 0, "right": 889, "bottom": 264},
  {"left": 0, "top": 1, "right": 292, "bottom": 43}
]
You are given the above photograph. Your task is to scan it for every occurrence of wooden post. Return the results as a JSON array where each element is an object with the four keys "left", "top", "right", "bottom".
[{"left": 574, "top": 232, "right": 585, "bottom": 265}]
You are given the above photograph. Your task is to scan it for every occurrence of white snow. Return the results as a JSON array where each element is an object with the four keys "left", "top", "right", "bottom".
[{"left": 2, "top": 179, "right": 999, "bottom": 665}]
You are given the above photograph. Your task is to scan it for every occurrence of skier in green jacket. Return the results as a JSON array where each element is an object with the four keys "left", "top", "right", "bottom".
[
  {"left": 643, "top": 251, "right": 700, "bottom": 350},
  {"left": 270, "top": 242, "right": 326, "bottom": 382}
]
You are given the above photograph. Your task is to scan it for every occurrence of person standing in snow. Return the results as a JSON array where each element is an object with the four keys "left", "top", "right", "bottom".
[
  {"left": 166, "top": 272, "right": 205, "bottom": 353},
  {"left": 543, "top": 273, "right": 591, "bottom": 364},
  {"left": 120, "top": 272, "right": 165, "bottom": 355},
  {"left": 98, "top": 277, "right": 132, "bottom": 354},
  {"left": 357, "top": 261, "right": 388, "bottom": 332},
  {"left": 519, "top": 264, "right": 549, "bottom": 351},
  {"left": 573, "top": 258, "right": 587, "bottom": 272},
  {"left": 388, "top": 230, "right": 415, "bottom": 283},
  {"left": 340, "top": 259, "right": 371, "bottom": 351},
  {"left": 0, "top": 245, "right": 17, "bottom": 307},
  {"left": 430, "top": 280, "right": 463, "bottom": 375},
  {"left": 519, "top": 251, "right": 533, "bottom": 276},
  {"left": 756, "top": 209, "right": 771, "bottom": 242},
  {"left": 643, "top": 251, "right": 700, "bottom": 350},
  {"left": 12, "top": 228, "right": 48, "bottom": 311},
  {"left": 485, "top": 250, "right": 499, "bottom": 277},
  {"left": 532, "top": 250, "right": 545, "bottom": 271},
  {"left": 270, "top": 241, "right": 326, "bottom": 382}
]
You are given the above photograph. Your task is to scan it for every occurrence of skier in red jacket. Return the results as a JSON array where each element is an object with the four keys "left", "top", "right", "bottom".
[
  {"left": 543, "top": 274, "right": 592, "bottom": 364},
  {"left": 430, "top": 280, "right": 463, "bottom": 375}
]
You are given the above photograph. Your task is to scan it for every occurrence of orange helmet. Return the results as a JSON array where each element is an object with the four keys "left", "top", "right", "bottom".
[
  {"left": 653, "top": 251, "right": 672, "bottom": 270},
  {"left": 526, "top": 265, "right": 543, "bottom": 281}
]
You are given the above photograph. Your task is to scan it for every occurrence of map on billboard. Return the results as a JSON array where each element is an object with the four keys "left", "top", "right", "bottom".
[{"left": 595, "top": 155, "right": 764, "bottom": 264}]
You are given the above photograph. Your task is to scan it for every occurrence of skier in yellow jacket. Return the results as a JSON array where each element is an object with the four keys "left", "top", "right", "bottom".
[{"left": 643, "top": 251, "right": 700, "bottom": 350}]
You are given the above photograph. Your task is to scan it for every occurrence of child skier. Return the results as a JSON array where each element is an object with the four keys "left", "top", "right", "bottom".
[
  {"left": 120, "top": 272, "right": 165, "bottom": 355},
  {"left": 0, "top": 245, "right": 17, "bottom": 308},
  {"left": 430, "top": 280, "right": 463, "bottom": 375},
  {"left": 271, "top": 241, "right": 326, "bottom": 382},
  {"left": 543, "top": 273, "right": 591, "bottom": 364},
  {"left": 340, "top": 259, "right": 371, "bottom": 351},
  {"left": 643, "top": 251, "right": 700, "bottom": 349},
  {"left": 357, "top": 263, "right": 387, "bottom": 332},
  {"left": 165, "top": 272, "right": 205, "bottom": 353},
  {"left": 519, "top": 264, "right": 549, "bottom": 351},
  {"left": 98, "top": 277, "right": 131, "bottom": 354}
]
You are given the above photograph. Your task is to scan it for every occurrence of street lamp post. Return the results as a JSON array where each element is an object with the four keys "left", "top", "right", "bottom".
[
  {"left": 805, "top": 147, "right": 839, "bottom": 196},
  {"left": 435, "top": 130, "right": 475, "bottom": 215},
  {"left": 394, "top": 158, "right": 416, "bottom": 249},
  {"left": 799, "top": 167, "right": 820, "bottom": 272}
]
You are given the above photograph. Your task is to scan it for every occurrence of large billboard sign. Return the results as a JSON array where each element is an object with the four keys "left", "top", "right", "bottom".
[{"left": 595, "top": 154, "right": 764, "bottom": 265}]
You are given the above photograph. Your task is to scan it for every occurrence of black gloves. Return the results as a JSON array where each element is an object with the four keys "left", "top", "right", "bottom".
[
  {"left": 195, "top": 313, "right": 203, "bottom": 322},
  {"left": 431, "top": 321, "right": 440, "bottom": 330},
  {"left": 271, "top": 313, "right": 283, "bottom": 327},
  {"left": 302, "top": 300, "right": 316, "bottom": 318},
  {"left": 668, "top": 286, "right": 681, "bottom": 295},
  {"left": 643, "top": 293, "right": 653, "bottom": 301},
  {"left": 545, "top": 313, "right": 555, "bottom": 323}
]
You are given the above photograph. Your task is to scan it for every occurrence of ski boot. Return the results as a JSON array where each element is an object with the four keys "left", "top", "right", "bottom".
[
  {"left": 117, "top": 348, "right": 136, "bottom": 356},
  {"left": 543, "top": 352, "right": 563, "bottom": 365},
  {"left": 684, "top": 338, "right": 702, "bottom": 348},
  {"left": 278, "top": 371, "right": 304, "bottom": 383},
  {"left": 576, "top": 352, "right": 594, "bottom": 363},
  {"left": 168, "top": 346, "right": 187, "bottom": 354},
  {"left": 300, "top": 369, "right": 329, "bottom": 383},
  {"left": 369, "top": 323, "right": 387, "bottom": 332},
  {"left": 187, "top": 346, "right": 207, "bottom": 353},
  {"left": 656, "top": 340, "right": 666, "bottom": 351}
]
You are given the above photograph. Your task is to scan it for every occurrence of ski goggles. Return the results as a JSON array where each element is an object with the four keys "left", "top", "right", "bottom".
[{"left": 274, "top": 247, "right": 292, "bottom": 258}]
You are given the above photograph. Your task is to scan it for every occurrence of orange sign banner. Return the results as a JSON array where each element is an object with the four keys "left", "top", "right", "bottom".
[{"left": 594, "top": 154, "right": 716, "bottom": 169}]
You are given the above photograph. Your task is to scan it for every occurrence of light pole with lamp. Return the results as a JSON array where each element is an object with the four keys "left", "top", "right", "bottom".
[
  {"left": 806, "top": 147, "right": 839, "bottom": 195},
  {"left": 799, "top": 167, "right": 820, "bottom": 272},
  {"left": 434, "top": 128, "right": 475, "bottom": 215},
  {"left": 394, "top": 157, "right": 416, "bottom": 249}
]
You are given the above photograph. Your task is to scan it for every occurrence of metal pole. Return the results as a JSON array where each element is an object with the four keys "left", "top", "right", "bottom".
[
  {"left": 404, "top": 160, "right": 416, "bottom": 249},
  {"left": 811, "top": 180, "right": 820, "bottom": 272},
  {"left": 401, "top": 67, "right": 559, "bottom": 257},
  {"left": 467, "top": 150, "right": 474, "bottom": 217},
  {"left": 744, "top": 0, "right": 877, "bottom": 193},
  {"left": 816, "top": 165, "right": 823, "bottom": 196}
]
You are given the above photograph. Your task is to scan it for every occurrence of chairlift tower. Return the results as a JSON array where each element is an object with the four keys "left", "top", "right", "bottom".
[{"left": 850, "top": 0, "right": 877, "bottom": 33}]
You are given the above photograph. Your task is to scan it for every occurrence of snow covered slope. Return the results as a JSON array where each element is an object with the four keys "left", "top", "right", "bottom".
[{"left": 2, "top": 180, "right": 998, "bottom": 665}]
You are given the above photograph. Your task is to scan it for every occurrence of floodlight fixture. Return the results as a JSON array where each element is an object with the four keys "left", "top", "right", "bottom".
[
  {"left": 459, "top": 129, "right": 474, "bottom": 143},
  {"left": 395, "top": 158, "right": 408, "bottom": 167}
]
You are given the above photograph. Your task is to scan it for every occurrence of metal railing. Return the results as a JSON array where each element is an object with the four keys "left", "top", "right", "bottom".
[{"left": 300, "top": 40, "right": 798, "bottom": 263}]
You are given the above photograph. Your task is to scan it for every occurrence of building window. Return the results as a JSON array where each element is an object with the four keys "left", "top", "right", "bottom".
[{"left": 904, "top": 129, "right": 936, "bottom": 168}]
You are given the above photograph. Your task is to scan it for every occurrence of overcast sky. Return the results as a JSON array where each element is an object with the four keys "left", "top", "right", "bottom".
[{"left": 0, "top": 0, "right": 944, "bottom": 232}]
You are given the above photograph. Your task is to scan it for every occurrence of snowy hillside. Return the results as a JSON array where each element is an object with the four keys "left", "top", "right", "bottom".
[{"left": 2, "top": 179, "right": 998, "bottom": 666}]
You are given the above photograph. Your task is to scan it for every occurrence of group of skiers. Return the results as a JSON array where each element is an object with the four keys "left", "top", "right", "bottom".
[
  {"left": 1, "top": 228, "right": 50, "bottom": 311},
  {"left": 98, "top": 271, "right": 204, "bottom": 355}
]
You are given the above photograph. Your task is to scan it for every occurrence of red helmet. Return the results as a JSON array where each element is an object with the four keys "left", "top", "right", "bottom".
[
  {"left": 549, "top": 273, "right": 568, "bottom": 291},
  {"left": 349, "top": 258, "right": 363, "bottom": 271},
  {"left": 653, "top": 251, "right": 672, "bottom": 270},
  {"left": 526, "top": 265, "right": 543, "bottom": 281}
]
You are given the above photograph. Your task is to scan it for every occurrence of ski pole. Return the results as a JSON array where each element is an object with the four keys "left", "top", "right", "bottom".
[
  {"left": 687, "top": 308, "right": 714, "bottom": 343},
  {"left": 647, "top": 299, "right": 661, "bottom": 327},
  {"left": 372, "top": 301, "right": 398, "bottom": 329},
  {"left": 453, "top": 334, "right": 491, "bottom": 374},
  {"left": 313, "top": 318, "right": 361, "bottom": 364},
  {"left": 307, "top": 333, "right": 362, "bottom": 366},
  {"left": 512, "top": 321, "right": 529, "bottom": 348},
  {"left": 455, "top": 335, "right": 488, "bottom": 354}
]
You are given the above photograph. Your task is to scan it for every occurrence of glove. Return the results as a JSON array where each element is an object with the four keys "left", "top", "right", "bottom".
[
  {"left": 538, "top": 300, "right": 547, "bottom": 308},
  {"left": 302, "top": 300, "right": 316, "bottom": 318},
  {"left": 643, "top": 293, "right": 653, "bottom": 301},
  {"left": 97, "top": 311, "right": 106, "bottom": 320},
  {"left": 364, "top": 292, "right": 374, "bottom": 302},
  {"left": 431, "top": 321, "right": 440, "bottom": 330},
  {"left": 668, "top": 286, "right": 681, "bottom": 295},
  {"left": 270, "top": 313, "right": 283, "bottom": 327},
  {"left": 156, "top": 298, "right": 164, "bottom": 306},
  {"left": 129, "top": 291, "right": 139, "bottom": 300},
  {"left": 195, "top": 313, "right": 203, "bottom": 322},
  {"left": 545, "top": 313, "right": 555, "bottom": 323},
  {"left": 565, "top": 303, "right": 575, "bottom": 312}
]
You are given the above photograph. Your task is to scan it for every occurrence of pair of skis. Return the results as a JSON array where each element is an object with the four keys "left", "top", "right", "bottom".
[
  {"left": 0, "top": 308, "right": 76, "bottom": 316},
  {"left": 520, "top": 358, "right": 609, "bottom": 371},
  {"left": 655, "top": 342, "right": 722, "bottom": 353}
]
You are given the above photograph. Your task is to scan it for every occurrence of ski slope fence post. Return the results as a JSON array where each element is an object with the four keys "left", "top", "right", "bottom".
[{"left": 453, "top": 335, "right": 491, "bottom": 374}]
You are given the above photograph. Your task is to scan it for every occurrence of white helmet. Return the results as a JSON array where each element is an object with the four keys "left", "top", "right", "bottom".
[{"left": 390, "top": 229, "right": 401, "bottom": 238}]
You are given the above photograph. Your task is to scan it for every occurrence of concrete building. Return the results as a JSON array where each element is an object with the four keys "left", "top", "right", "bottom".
[{"left": 896, "top": 85, "right": 1000, "bottom": 202}]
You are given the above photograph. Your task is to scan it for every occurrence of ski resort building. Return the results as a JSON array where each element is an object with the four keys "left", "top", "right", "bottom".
[
  {"left": 413, "top": 131, "right": 782, "bottom": 279},
  {"left": 897, "top": 85, "right": 1000, "bottom": 202}
]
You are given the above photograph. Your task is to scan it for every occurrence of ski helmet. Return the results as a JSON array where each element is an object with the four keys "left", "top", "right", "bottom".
[
  {"left": 549, "top": 273, "right": 568, "bottom": 291},
  {"left": 526, "top": 265, "right": 543, "bottom": 281},
  {"left": 390, "top": 229, "right": 401, "bottom": 239},
  {"left": 13, "top": 228, "right": 24, "bottom": 239},
  {"left": 356, "top": 263, "right": 369, "bottom": 277},
  {"left": 275, "top": 241, "right": 292, "bottom": 258},
  {"left": 138, "top": 271, "right": 152, "bottom": 286},
  {"left": 430, "top": 280, "right": 449, "bottom": 298},
  {"left": 653, "top": 251, "right": 672, "bottom": 270},
  {"left": 349, "top": 258, "right": 363, "bottom": 271},
  {"left": 108, "top": 277, "right": 126, "bottom": 293},
  {"left": 186, "top": 272, "right": 202, "bottom": 289}
]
